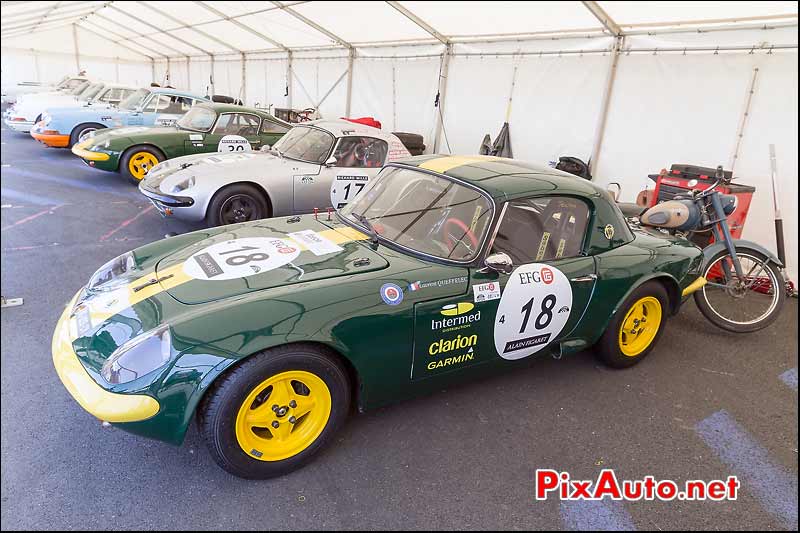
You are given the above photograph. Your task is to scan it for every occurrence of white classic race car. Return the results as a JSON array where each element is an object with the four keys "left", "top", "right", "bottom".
[
  {"left": 1, "top": 74, "right": 89, "bottom": 104},
  {"left": 139, "top": 119, "right": 417, "bottom": 226}
]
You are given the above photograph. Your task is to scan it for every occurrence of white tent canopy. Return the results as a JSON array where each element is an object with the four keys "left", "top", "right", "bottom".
[{"left": 1, "top": 1, "right": 798, "bottom": 282}]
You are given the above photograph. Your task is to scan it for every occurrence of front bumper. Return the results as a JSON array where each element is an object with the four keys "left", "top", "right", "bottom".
[
  {"left": 52, "top": 291, "right": 160, "bottom": 423},
  {"left": 4, "top": 118, "right": 34, "bottom": 133},
  {"left": 139, "top": 181, "right": 201, "bottom": 220},
  {"left": 71, "top": 139, "right": 111, "bottom": 162},
  {"left": 30, "top": 123, "right": 70, "bottom": 147}
]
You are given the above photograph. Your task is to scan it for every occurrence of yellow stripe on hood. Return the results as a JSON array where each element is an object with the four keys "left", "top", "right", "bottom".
[{"left": 419, "top": 155, "right": 500, "bottom": 174}]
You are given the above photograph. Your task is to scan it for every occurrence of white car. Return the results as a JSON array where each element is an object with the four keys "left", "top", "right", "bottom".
[
  {"left": 1, "top": 74, "right": 89, "bottom": 104},
  {"left": 3, "top": 79, "right": 117, "bottom": 133},
  {"left": 139, "top": 119, "right": 415, "bottom": 226}
]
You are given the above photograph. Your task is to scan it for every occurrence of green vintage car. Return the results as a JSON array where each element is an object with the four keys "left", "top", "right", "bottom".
[
  {"left": 53, "top": 155, "right": 706, "bottom": 478},
  {"left": 71, "top": 102, "right": 291, "bottom": 183}
]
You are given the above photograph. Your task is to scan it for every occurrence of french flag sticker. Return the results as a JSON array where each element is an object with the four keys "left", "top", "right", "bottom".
[{"left": 408, "top": 281, "right": 421, "bottom": 292}]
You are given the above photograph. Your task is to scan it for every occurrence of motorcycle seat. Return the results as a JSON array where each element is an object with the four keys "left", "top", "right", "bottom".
[{"left": 617, "top": 202, "right": 648, "bottom": 218}]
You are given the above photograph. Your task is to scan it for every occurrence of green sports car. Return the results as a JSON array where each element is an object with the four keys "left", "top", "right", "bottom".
[
  {"left": 71, "top": 102, "right": 291, "bottom": 183},
  {"left": 53, "top": 155, "right": 706, "bottom": 478}
]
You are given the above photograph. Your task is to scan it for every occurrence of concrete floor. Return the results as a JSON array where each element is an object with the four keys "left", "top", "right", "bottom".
[{"left": 1, "top": 117, "right": 797, "bottom": 530}]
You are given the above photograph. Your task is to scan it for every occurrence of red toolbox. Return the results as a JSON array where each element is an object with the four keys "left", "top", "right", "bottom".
[{"left": 648, "top": 164, "right": 756, "bottom": 248}]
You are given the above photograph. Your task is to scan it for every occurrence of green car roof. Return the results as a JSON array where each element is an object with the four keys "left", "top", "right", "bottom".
[{"left": 396, "top": 154, "right": 603, "bottom": 201}]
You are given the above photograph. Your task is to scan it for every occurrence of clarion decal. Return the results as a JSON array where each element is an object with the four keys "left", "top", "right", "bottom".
[{"left": 429, "top": 334, "right": 478, "bottom": 356}]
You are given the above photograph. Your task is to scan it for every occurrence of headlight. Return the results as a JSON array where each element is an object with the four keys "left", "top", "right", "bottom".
[
  {"left": 42, "top": 113, "right": 52, "bottom": 126},
  {"left": 170, "top": 176, "right": 195, "bottom": 193},
  {"left": 101, "top": 325, "right": 172, "bottom": 384},
  {"left": 87, "top": 251, "right": 140, "bottom": 293}
]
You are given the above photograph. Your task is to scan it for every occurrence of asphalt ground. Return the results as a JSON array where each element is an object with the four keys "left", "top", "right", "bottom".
[{"left": 1, "top": 115, "right": 797, "bottom": 531}]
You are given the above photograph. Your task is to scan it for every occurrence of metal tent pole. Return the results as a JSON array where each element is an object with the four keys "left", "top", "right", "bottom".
[
  {"left": 432, "top": 44, "right": 453, "bottom": 153},
  {"left": 345, "top": 49, "right": 355, "bottom": 117},
  {"left": 72, "top": 23, "right": 81, "bottom": 72},
  {"left": 729, "top": 67, "right": 760, "bottom": 172},
  {"left": 588, "top": 36, "right": 623, "bottom": 176}
]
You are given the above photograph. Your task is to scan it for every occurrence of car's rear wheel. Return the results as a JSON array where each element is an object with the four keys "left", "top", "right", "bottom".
[
  {"left": 70, "top": 123, "right": 105, "bottom": 147},
  {"left": 207, "top": 183, "right": 270, "bottom": 226},
  {"left": 595, "top": 281, "right": 669, "bottom": 368},
  {"left": 198, "top": 344, "right": 350, "bottom": 479},
  {"left": 121, "top": 146, "right": 164, "bottom": 184}
]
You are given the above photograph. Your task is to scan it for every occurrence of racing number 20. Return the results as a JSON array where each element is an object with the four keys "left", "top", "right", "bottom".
[{"left": 518, "top": 295, "right": 556, "bottom": 333}]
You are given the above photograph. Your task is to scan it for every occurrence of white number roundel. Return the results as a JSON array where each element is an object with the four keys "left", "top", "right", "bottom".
[
  {"left": 218, "top": 135, "right": 252, "bottom": 153},
  {"left": 184, "top": 237, "right": 300, "bottom": 281},
  {"left": 330, "top": 174, "right": 370, "bottom": 209},
  {"left": 494, "top": 263, "right": 572, "bottom": 360}
]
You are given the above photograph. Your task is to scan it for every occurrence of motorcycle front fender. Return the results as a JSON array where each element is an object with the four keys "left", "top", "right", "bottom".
[{"left": 701, "top": 239, "right": 784, "bottom": 268}]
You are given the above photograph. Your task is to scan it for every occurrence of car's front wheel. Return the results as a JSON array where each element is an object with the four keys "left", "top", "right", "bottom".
[
  {"left": 595, "top": 281, "right": 669, "bottom": 368},
  {"left": 121, "top": 146, "right": 165, "bottom": 184},
  {"left": 198, "top": 344, "right": 351, "bottom": 479},
  {"left": 206, "top": 183, "right": 270, "bottom": 226}
]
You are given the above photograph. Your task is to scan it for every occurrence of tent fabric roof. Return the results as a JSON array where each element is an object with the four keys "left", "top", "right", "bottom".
[{"left": 1, "top": 0, "right": 798, "bottom": 59}]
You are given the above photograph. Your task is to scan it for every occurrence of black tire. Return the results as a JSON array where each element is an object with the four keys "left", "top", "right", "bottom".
[
  {"left": 69, "top": 123, "right": 105, "bottom": 148},
  {"left": 206, "top": 183, "right": 270, "bottom": 227},
  {"left": 120, "top": 145, "right": 165, "bottom": 184},
  {"left": 693, "top": 247, "right": 785, "bottom": 333},
  {"left": 198, "top": 344, "right": 351, "bottom": 479},
  {"left": 595, "top": 281, "right": 670, "bottom": 368}
]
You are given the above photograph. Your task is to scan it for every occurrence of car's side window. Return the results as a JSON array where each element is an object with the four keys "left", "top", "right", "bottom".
[
  {"left": 261, "top": 119, "right": 290, "bottom": 134},
  {"left": 491, "top": 197, "right": 590, "bottom": 264},
  {"left": 143, "top": 94, "right": 172, "bottom": 112},
  {"left": 332, "top": 137, "right": 387, "bottom": 168},
  {"left": 213, "top": 113, "right": 261, "bottom": 136}
]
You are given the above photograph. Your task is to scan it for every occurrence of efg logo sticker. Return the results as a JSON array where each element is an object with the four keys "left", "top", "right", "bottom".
[{"left": 380, "top": 283, "right": 404, "bottom": 306}]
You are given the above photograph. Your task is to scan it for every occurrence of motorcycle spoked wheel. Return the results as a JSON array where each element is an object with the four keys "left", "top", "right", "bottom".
[{"left": 694, "top": 247, "right": 786, "bottom": 333}]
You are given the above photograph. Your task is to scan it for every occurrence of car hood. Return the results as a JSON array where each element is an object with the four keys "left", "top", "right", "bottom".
[
  {"left": 155, "top": 216, "right": 387, "bottom": 304},
  {"left": 144, "top": 151, "right": 320, "bottom": 192}
]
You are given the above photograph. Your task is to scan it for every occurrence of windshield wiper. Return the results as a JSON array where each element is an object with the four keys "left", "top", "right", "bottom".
[{"left": 353, "top": 214, "right": 379, "bottom": 250}]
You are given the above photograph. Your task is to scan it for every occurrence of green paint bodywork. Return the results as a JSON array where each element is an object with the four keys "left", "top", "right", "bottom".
[
  {"left": 61, "top": 157, "right": 703, "bottom": 445},
  {"left": 79, "top": 102, "right": 289, "bottom": 173}
]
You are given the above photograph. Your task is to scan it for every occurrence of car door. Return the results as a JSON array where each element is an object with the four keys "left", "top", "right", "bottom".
[
  {"left": 473, "top": 196, "right": 597, "bottom": 361},
  {"left": 411, "top": 195, "right": 597, "bottom": 378},
  {"left": 322, "top": 136, "right": 389, "bottom": 209}
]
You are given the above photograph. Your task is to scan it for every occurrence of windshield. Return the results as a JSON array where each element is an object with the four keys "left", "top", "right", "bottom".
[
  {"left": 176, "top": 106, "right": 216, "bottom": 132},
  {"left": 118, "top": 88, "right": 150, "bottom": 111},
  {"left": 341, "top": 167, "right": 494, "bottom": 262},
  {"left": 272, "top": 126, "right": 334, "bottom": 164},
  {"left": 79, "top": 83, "right": 104, "bottom": 101},
  {"left": 68, "top": 81, "right": 91, "bottom": 95}
]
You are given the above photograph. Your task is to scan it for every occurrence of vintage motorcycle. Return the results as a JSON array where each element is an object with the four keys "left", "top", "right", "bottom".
[{"left": 634, "top": 166, "right": 787, "bottom": 332}]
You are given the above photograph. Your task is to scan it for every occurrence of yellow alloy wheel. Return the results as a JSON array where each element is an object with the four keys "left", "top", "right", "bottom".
[
  {"left": 618, "top": 296, "right": 662, "bottom": 357},
  {"left": 235, "top": 370, "right": 332, "bottom": 462},
  {"left": 128, "top": 151, "right": 159, "bottom": 181}
]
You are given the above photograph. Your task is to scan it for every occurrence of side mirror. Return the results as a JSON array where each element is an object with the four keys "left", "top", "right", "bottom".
[
  {"left": 324, "top": 156, "right": 337, "bottom": 167},
  {"left": 607, "top": 182, "right": 621, "bottom": 202},
  {"left": 260, "top": 145, "right": 271, "bottom": 152},
  {"left": 484, "top": 252, "right": 514, "bottom": 274}
]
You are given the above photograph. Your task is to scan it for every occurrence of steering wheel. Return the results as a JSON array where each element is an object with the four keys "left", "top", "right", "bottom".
[{"left": 443, "top": 217, "right": 478, "bottom": 255}]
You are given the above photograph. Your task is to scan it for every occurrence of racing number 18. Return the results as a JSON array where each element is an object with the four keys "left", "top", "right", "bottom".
[
  {"left": 218, "top": 245, "right": 269, "bottom": 266},
  {"left": 517, "top": 295, "right": 556, "bottom": 333}
]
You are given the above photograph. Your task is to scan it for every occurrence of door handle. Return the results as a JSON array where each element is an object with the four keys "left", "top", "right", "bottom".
[{"left": 570, "top": 274, "right": 597, "bottom": 282}]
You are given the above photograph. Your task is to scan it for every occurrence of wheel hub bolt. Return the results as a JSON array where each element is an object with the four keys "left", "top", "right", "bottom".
[
  {"left": 289, "top": 400, "right": 297, "bottom": 408},
  {"left": 271, "top": 404, "right": 279, "bottom": 412},
  {"left": 289, "top": 416, "right": 297, "bottom": 424},
  {"left": 271, "top": 421, "right": 280, "bottom": 429}
]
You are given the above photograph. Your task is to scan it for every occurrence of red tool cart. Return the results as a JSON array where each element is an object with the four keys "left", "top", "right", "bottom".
[{"left": 648, "top": 164, "right": 756, "bottom": 248}]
